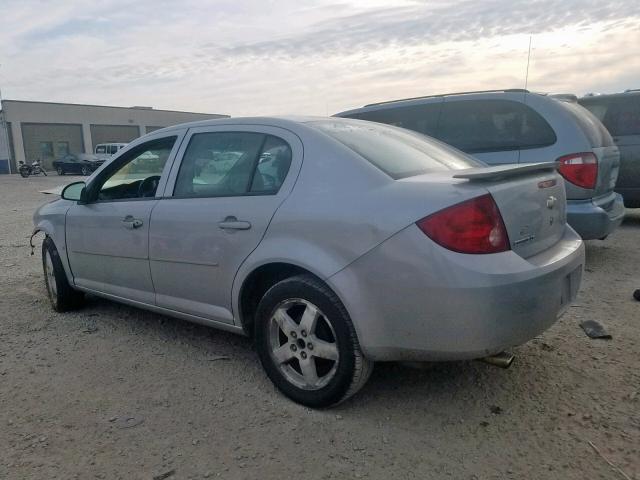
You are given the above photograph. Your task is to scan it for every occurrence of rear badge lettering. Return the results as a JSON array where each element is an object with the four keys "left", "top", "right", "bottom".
[{"left": 514, "top": 234, "right": 536, "bottom": 245}]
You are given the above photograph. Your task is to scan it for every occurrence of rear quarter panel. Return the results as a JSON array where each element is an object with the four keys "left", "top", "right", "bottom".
[{"left": 231, "top": 128, "right": 488, "bottom": 323}]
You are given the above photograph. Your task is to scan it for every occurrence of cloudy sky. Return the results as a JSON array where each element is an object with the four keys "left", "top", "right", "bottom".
[{"left": 1, "top": 0, "right": 639, "bottom": 116}]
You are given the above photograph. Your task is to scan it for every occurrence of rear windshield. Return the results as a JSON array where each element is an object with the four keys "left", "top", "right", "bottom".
[
  {"left": 579, "top": 95, "right": 640, "bottom": 137},
  {"left": 557, "top": 101, "right": 614, "bottom": 147},
  {"left": 310, "top": 120, "right": 482, "bottom": 179}
]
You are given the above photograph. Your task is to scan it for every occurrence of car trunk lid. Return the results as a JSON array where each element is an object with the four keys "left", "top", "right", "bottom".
[{"left": 452, "top": 163, "right": 567, "bottom": 258}]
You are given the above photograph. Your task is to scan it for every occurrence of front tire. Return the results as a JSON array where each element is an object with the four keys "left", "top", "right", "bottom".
[
  {"left": 19, "top": 169, "right": 29, "bottom": 178},
  {"left": 42, "top": 237, "right": 84, "bottom": 312},
  {"left": 56, "top": 166, "right": 64, "bottom": 175},
  {"left": 255, "top": 274, "right": 373, "bottom": 408}
]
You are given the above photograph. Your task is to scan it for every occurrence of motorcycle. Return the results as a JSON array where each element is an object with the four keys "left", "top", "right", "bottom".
[{"left": 18, "top": 160, "right": 48, "bottom": 178}]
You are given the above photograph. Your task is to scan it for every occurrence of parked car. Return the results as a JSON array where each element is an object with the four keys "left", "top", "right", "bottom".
[
  {"left": 579, "top": 90, "right": 640, "bottom": 207},
  {"left": 95, "top": 143, "right": 127, "bottom": 156},
  {"left": 53, "top": 153, "right": 106, "bottom": 176},
  {"left": 33, "top": 117, "right": 584, "bottom": 407},
  {"left": 336, "top": 89, "right": 625, "bottom": 240}
]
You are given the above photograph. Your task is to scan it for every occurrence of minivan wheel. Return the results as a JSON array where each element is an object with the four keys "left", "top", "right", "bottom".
[
  {"left": 255, "top": 274, "right": 373, "bottom": 408},
  {"left": 42, "top": 237, "right": 84, "bottom": 312},
  {"left": 81, "top": 165, "right": 90, "bottom": 176},
  {"left": 56, "top": 166, "right": 64, "bottom": 175}
]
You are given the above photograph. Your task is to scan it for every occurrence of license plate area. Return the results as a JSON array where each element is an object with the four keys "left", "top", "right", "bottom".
[{"left": 558, "top": 265, "right": 582, "bottom": 317}]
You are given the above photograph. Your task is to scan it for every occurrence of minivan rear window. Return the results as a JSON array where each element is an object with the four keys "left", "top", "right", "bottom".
[
  {"left": 557, "top": 101, "right": 614, "bottom": 147},
  {"left": 344, "top": 102, "right": 442, "bottom": 137},
  {"left": 437, "top": 99, "right": 557, "bottom": 153},
  {"left": 310, "top": 120, "right": 482, "bottom": 179},
  {"left": 579, "top": 96, "right": 640, "bottom": 137}
]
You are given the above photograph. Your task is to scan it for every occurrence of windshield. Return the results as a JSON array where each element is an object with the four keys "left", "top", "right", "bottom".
[{"left": 310, "top": 120, "right": 483, "bottom": 179}]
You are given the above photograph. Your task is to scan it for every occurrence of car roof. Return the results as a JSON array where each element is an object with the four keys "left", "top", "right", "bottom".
[
  {"left": 145, "top": 115, "right": 350, "bottom": 136},
  {"left": 334, "top": 89, "right": 552, "bottom": 117}
]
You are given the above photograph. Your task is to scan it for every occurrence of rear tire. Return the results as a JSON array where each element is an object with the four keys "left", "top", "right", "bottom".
[
  {"left": 255, "top": 274, "right": 373, "bottom": 408},
  {"left": 42, "top": 237, "right": 84, "bottom": 312},
  {"left": 81, "top": 166, "right": 90, "bottom": 176}
]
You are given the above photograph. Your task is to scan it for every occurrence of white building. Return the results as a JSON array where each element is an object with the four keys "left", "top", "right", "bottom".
[{"left": 0, "top": 100, "right": 228, "bottom": 173}]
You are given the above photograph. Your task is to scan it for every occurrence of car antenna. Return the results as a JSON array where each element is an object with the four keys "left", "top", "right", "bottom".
[{"left": 523, "top": 35, "right": 532, "bottom": 101}]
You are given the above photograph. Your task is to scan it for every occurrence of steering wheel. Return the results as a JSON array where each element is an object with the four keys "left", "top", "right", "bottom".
[{"left": 138, "top": 175, "right": 161, "bottom": 198}]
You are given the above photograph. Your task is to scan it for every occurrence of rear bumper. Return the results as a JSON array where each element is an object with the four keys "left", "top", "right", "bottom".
[
  {"left": 567, "top": 192, "right": 625, "bottom": 239},
  {"left": 328, "top": 225, "right": 585, "bottom": 362}
]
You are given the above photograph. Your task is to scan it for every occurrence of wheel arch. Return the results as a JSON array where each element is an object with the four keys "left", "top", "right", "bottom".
[{"left": 235, "top": 261, "right": 340, "bottom": 338}]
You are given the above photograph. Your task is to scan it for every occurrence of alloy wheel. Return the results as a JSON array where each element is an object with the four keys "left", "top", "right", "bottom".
[{"left": 268, "top": 298, "right": 339, "bottom": 390}]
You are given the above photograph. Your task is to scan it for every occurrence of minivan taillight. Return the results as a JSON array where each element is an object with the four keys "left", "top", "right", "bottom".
[
  {"left": 416, "top": 194, "right": 510, "bottom": 254},
  {"left": 557, "top": 152, "right": 598, "bottom": 189}
]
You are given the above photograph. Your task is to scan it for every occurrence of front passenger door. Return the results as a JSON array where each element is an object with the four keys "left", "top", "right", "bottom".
[{"left": 65, "top": 134, "right": 183, "bottom": 303}]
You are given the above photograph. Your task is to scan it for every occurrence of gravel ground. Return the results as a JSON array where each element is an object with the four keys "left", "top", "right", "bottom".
[{"left": 1, "top": 174, "right": 639, "bottom": 480}]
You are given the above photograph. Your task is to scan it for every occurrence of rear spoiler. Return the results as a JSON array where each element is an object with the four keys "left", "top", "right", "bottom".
[{"left": 453, "top": 162, "right": 558, "bottom": 182}]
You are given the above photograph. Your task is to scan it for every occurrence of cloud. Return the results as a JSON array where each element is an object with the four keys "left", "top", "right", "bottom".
[{"left": 1, "top": 0, "right": 639, "bottom": 116}]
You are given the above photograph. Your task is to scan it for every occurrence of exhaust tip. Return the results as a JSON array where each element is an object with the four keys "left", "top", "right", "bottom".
[{"left": 479, "top": 351, "right": 515, "bottom": 369}]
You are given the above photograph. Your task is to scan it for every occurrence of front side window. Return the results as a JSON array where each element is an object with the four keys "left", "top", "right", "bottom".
[
  {"left": 438, "top": 99, "right": 557, "bottom": 153},
  {"left": 174, "top": 132, "right": 292, "bottom": 197},
  {"left": 96, "top": 136, "right": 176, "bottom": 201}
]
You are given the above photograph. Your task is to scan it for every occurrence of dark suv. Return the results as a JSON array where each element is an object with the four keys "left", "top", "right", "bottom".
[{"left": 579, "top": 90, "right": 640, "bottom": 207}]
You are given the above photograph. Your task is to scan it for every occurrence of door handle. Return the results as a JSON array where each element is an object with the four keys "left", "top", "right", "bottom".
[
  {"left": 122, "top": 215, "right": 144, "bottom": 229},
  {"left": 218, "top": 216, "right": 251, "bottom": 230}
]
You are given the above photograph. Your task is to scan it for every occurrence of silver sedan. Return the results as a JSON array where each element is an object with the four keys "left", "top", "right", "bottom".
[{"left": 33, "top": 117, "right": 585, "bottom": 407}]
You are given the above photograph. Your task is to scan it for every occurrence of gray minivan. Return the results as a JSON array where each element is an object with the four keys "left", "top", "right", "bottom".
[
  {"left": 336, "top": 89, "right": 624, "bottom": 240},
  {"left": 579, "top": 90, "right": 640, "bottom": 208}
]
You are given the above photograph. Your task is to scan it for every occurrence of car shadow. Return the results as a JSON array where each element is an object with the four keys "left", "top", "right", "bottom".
[{"left": 81, "top": 293, "right": 532, "bottom": 414}]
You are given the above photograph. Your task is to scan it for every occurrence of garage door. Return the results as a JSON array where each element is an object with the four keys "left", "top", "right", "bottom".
[
  {"left": 90, "top": 124, "right": 140, "bottom": 149},
  {"left": 21, "top": 123, "right": 84, "bottom": 170}
]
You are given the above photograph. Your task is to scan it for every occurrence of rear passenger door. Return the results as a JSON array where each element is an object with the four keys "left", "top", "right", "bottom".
[{"left": 149, "top": 125, "right": 302, "bottom": 324}]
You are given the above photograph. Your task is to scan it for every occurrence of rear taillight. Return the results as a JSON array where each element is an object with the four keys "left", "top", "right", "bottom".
[
  {"left": 557, "top": 152, "right": 598, "bottom": 189},
  {"left": 416, "top": 194, "right": 510, "bottom": 254}
]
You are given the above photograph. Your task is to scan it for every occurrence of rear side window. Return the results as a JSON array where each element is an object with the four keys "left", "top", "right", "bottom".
[
  {"left": 580, "top": 96, "right": 640, "bottom": 137},
  {"left": 174, "top": 132, "right": 292, "bottom": 197},
  {"left": 344, "top": 103, "right": 442, "bottom": 137},
  {"left": 95, "top": 146, "right": 106, "bottom": 154},
  {"left": 311, "top": 120, "right": 482, "bottom": 180},
  {"left": 438, "top": 99, "right": 557, "bottom": 153},
  {"left": 559, "top": 101, "right": 614, "bottom": 147}
]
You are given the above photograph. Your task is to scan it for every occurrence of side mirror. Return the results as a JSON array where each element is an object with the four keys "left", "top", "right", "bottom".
[{"left": 61, "top": 181, "right": 87, "bottom": 202}]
